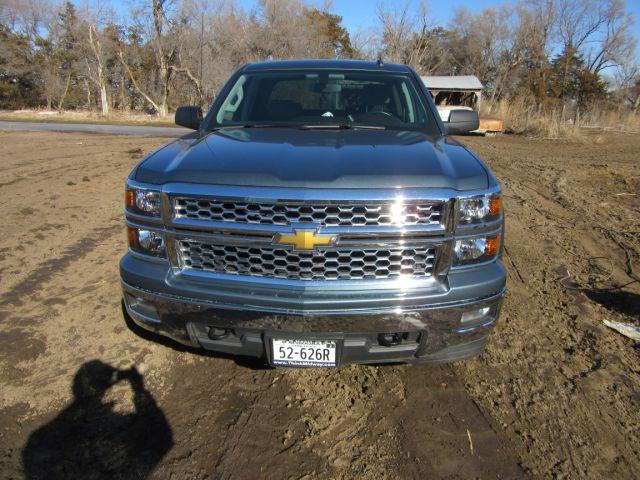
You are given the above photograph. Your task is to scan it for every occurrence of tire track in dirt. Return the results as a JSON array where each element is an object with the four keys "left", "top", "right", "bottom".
[
  {"left": 0, "top": 221, "right": 121, "bottom": 309},
  {"left": 279, "top": 364, "right": 524, "bottom": 478},
  {"left": 0, "top": 132, "right": 174, "bottom": 416},
  {"left": 461, "top": 134, "right": 640, "bottom": 478},
  {"left": 285, "top": 366, "right": 406, "bottom": 478},
  {"left": 150, "top": 358, "right": 525, "bottom": 478},
  {"left": 153, "top": 359, "right": 328, "bottom": 479}
]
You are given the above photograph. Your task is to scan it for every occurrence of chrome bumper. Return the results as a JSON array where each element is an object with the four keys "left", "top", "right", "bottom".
[{"left": 121, "top": 277, "right": 504, "bottom": 364}]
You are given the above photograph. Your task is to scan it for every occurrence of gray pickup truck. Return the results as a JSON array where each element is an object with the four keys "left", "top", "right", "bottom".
[{"left": 121, "top": 59, "right": 505, "bottom": 367}]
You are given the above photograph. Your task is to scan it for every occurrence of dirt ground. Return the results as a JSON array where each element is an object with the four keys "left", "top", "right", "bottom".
[{"left": 0, "top": 130, "right": 638, "bottom": 479}]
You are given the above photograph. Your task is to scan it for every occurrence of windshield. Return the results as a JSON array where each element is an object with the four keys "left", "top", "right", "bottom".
[{"left": 212, "top": 70, "right": 437, "bottom": 131}]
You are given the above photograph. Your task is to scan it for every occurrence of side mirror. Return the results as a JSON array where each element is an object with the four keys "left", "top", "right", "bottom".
[
  {"left": 445, "top": 109, "right": 479, "bottom": 135},
  {"left": 175, "top": 105, "right": 203, "bottom": 130}
]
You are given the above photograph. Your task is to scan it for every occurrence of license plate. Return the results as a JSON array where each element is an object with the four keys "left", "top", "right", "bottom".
[{"left": 271, "top": 339, "right": 337, "bottom": 367}]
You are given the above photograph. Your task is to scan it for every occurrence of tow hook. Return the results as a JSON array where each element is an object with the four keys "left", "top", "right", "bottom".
[
  {"left": 207, "top": 327, "right": 229, "bottom": 340},
  {"left": 378, "top": 332, "right": 406, "bottom": 347}
]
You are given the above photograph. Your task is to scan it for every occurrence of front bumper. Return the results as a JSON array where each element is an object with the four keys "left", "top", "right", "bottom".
[{"left": 120, "top": 253, "right": 506, "bottom": 366}]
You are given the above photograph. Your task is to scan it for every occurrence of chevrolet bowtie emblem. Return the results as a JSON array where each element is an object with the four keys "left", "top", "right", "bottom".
[{"left": 274, "top": 229, "right": 336, "bottom": 250}]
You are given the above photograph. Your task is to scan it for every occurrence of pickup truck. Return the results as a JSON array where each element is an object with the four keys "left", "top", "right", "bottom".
[{"left": 121, "top": 59, "right": 505, "bottom": 367}]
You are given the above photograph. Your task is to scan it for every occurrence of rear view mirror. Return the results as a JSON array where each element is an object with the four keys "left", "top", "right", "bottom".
[
  {"left": 323, "top": 83, "right": 342, "bottom": 93},
  {"left": 175, "top": 105, "right": 203, "bottom": 130},
  {"left": 445, "top": 109, "right": 479, "bottom": 135}
]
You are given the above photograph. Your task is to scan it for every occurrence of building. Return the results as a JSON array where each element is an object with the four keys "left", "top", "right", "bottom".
[{"left": 421, "top": 75, "right": 503, "bottom": 133}]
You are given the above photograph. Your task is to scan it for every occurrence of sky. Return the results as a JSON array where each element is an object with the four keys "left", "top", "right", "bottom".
[
  {"left": 248, "top": 0, "right": 503, "bottom": 31},
  {"left": 92, "top": 0, "right": 640, "bottom": 61},
  {"left": 98, "top": 0, "right": 640, "bottom": 35},
  {"left": 239, "top": 0, "right": 640, "bottom": 41}
]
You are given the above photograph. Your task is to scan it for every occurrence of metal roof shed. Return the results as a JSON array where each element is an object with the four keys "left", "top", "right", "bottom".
[
  {"left": 421, "top": 75, "right": 483, "bottom": 91},
  {"left": 421, "top": 75, "right": 483, "bottom": 109}
]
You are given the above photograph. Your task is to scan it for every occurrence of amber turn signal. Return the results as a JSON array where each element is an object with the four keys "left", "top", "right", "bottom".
[
  {"left": 489, "top": 196, "right": 503, "bottom": 217},
  {"left": 125, "top": 189, "right": 135, "bottom": 209},
  {"left": 485, "top": 234, "right": 501, "bottom": 257},
  {"left": 127, "top": 226, "right": 139, "bottom": 248}
]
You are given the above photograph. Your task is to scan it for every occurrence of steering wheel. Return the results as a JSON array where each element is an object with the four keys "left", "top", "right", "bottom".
[{"left": 368, "top": 111, "right": 395, "bottom": 118}]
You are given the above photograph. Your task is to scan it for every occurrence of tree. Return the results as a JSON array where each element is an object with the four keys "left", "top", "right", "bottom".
[
  {"left": 76, "top": 1, "right": 122, "bottom": 116},
  {"left": 517, "top": 0, "right": 555, "bottom": 104},
  {"left": 549, "top": 48, "right": 606, "bottom": 107},
  {"left": 0, "top": 26, "right": 41, "bottom": 108},
  {"left": 119, "top": 0, "right": 178, "bottom": 116},
  {"left": 32, "top": 1, "right": 82, "bottom": 110},
  {"left": 0, "top": 0, "right": 636, "bottom": 118},
  {"left": 0, "top": 0, "right": 55, "bottom": 42},
  {"left": 377, "top": 1, "right": 426, "bottom": 67},
  {"left": 449, "top": 5, "right": 531, "bottom": 110},
  {"left": 118, "top": 0, "right": 205, "bottom": 115},
  {"left": 555, "top": 0, "right": 637, "bottom": 77},
  {"left": 55, "top": 2, "right": 82, "bottom": 109},
  {"left": 85, "top": 23, "right": 110, "bottom": 115},
  {"left": 305, "top": 9, "right": 355, "bottom": 59}
]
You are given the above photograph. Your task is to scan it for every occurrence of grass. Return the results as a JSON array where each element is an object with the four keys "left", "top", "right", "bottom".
[
  {"left": 0, "top": 109, "right": 177, "bottom": 127},
  {"left": 4, "top": 106, "right": 638, "bottom": 140},
  {"left": 482, "top": 98, "right": 640, "bottom": 139}
]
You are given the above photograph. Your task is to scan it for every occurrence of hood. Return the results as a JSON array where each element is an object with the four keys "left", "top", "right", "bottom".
[{"left": 134, "top": 128, "right": 489, "bottom": 190}]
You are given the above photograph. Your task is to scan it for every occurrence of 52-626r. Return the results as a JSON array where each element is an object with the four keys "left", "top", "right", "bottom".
[{"left": 271, "top": 339, "right": 337, "bottom": 367}]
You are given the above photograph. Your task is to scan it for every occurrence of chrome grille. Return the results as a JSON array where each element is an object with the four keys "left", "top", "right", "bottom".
[
  {"left": 173, "top": 198, "right": 443, "bottom": 227},
  {"left": 178, "top": 240, "right": 437, "bottom": 281}
]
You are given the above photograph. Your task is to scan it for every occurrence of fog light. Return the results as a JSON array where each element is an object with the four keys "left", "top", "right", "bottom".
[
  {"left": 461, "top": 306, "right": 491, "bottom": 323},
  {"left": 128, "top": 227, "right": 166, "bottom": 257},
  {"left": 125, "top": 293, "right": 160, "bottom": 322}
]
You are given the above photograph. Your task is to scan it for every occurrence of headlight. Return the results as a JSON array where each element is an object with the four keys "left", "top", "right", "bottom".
[
  {"left": 128, "top": 227, "right": 166, "bottom": 257},
  {"left": 126, "top": 185, "right": 161, "bottom": 217},
  {"left": 454, "top": 234, "right": 500, "bottom": 266},
  {"left": 458, "top": 193, "right": 502, "bottom": 225}
]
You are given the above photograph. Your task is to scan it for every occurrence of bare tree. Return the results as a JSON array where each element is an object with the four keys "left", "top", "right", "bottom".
[
  {"left": 555, "top": 0, "right": 636, "bottom": 74},
  {"left": 0, "top": 0, "right": 638, "bottom": 120},
  {"left": 119, "top": 0, "right": 177, "bottom": 116},
  {"left": 0, "top": 0, "right": 55, "bottom": 41},
  {"left": 119, "top": 0, "right": 212, "bottom": 115},
  {"left": 376, "top": 1, "right": 423, "bottom": 66},
  {"left": 450, "top": 5, "right": 526, "bottom": 109},
  {"left": 586, "top": 0, "right": 637, "bottom": 74},
  {"left": 613, "top": 63, "right": 640, "bottom": 111},
  {"left": 375, "top": 1, "right": 451, "bottom": 74},
  {"left": 251, "top": 0, "right": 327, "bottom": 59},
  {"left": 350, "top": 27, "right": 380, "bottom": 59},
  {"left": 85, "top": 24, "right": 109, "bottom": 115},
  {"left": 76, "top": 0, "right": 119, "bottom": 115}
]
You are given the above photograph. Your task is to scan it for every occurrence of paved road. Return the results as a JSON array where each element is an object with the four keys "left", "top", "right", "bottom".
[{"left": 0, "top": 120, "right": 188, "bottom": 137}]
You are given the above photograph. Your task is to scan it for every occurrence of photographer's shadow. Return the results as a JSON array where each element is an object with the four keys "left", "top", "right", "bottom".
[{"left": 22, "top": 360, "right": 173, "bottom": 480}]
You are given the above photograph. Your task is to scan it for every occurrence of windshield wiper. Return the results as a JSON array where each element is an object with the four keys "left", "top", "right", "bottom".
[
  {"left": 221, "top": 124, "right": 388, "bottom": 130},
  {"left": 299, "top": 124, "right": 387, "bottom": 130},
  {"left": 225, "top": 124, "right": 289, "bottom": 129}
]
